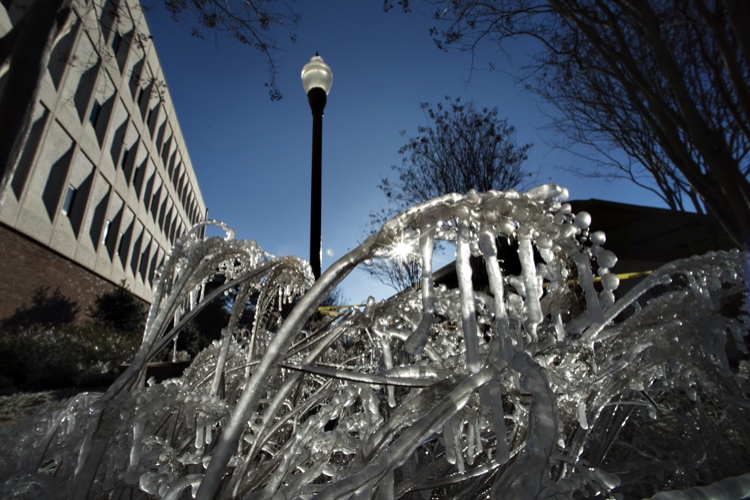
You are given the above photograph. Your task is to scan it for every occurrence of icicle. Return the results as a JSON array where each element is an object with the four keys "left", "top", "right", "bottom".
[
  {"left": 456, "top": 211, "right": 480, "bottom": 373},
  {"left": 189, "top": 287, "right": 197, "bottom": 311},
  {"left": 375, "top": 329, "right": 397, "bottom": 407},
  {"left": 452, "top": 416, "right": 466, "bottom": 473},
  {"left": 443, "top": 426, "right": 456, "bottom": 465},
  {"left": 205, "top": 421, "right": 213, "bottom": 445},
  {"left": 162, "top": 475, "right": 203, "bottom": 500},
  {"left": 479, "top": 227, "right": 514, "bottom": 361},
  {"left": 475, "top": 416, "right": 483, "bottom": 455},
  {"left": 577, "top": 400, "right": 589, "bottom": 430},
  {"left": 518, "top": 228, "right": 543, "bottom": 341},
  {"left": 443, "top": 414, "right": 464, "bottom": 470},
  {"left": 124, "top": 417, "right": 145, "bottom": 484},
  {"left": 466, "top": 418, "right": 476, "bottom": 465},
  {"left": 195, "top": 413, "right": 206, "bottom": 450},
  {"left": 405, "top": 231, "right": 435, "bottom": 355}
]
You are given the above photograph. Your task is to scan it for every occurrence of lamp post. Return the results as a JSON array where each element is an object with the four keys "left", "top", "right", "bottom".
[{"left": 301, "top": 53, "right": 333, "bottom": 280}]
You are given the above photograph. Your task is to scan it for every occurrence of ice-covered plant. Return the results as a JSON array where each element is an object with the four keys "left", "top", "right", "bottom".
[{"left": 1, "top": 185, "right": 748, "bottom": 500}]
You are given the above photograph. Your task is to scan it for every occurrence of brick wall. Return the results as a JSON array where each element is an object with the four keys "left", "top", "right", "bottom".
[{"left": 0, "top": 223, "right": 149, "bottom": 326}]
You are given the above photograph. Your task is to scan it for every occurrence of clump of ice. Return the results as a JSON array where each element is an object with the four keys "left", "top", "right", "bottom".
[{"left": 1, "top": 185, "right": 748, "bottom": 500}]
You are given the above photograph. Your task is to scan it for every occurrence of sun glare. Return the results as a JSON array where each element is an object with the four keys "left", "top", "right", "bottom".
[{"left": 389, "top": 239, "right": 413, "bottom": 263}]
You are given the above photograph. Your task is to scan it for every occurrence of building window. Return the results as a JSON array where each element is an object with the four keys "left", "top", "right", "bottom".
[
  {"left": 102, "top": 220, "right": 111, "bottom": 244},
  {"left": 120, "top": 147, "right": 129, "bottom": 169},
  {"left": 61, "top": 185, "right": 76, "bottom": 216},
  {"left": 111, "top": 31, "right": 122, "bottom": 55},
  {"left": 137, "top": 87, "right": 146, "bottom": 107},
  {"left": 89, "top": 100, "right": 102, "bottom": 128},
  {"left": 131, "top": 164, "right": 140, "bottom": 187},
  {"left": 117, "top": 232, "right": 125, "bottom": 256},
  {"left": 112, "top": 32, "right": 122, "bottom": 54}
]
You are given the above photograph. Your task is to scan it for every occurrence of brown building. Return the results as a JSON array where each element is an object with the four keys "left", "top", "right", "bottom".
[{"left": 570, "top": 198, "right": 735, "bottom": 275}]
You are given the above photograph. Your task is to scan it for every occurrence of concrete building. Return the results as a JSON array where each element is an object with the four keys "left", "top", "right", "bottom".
[{"left": 0, "top": 0, "right": 206, "bottom": 323}]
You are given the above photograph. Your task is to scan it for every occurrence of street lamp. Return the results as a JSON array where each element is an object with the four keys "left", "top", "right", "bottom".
[{"left": 302, "top": 53, "right": 333, "bottom": 279}]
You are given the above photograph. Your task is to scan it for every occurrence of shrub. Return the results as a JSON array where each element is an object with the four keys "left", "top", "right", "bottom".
[
  {"left": 0, "top": 323, "right": 141, "bottom": 390},
  {"left": 88, "top": 281, "right": 147, "bottom": 334}
]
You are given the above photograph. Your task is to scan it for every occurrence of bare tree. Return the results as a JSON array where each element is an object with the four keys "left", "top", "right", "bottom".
[
  {"left": 389, "top": 0, "right": 750, "bottom": 248},
  {"left": 0, "top": 0, "right": 298, "bottom": 206},
  {"left": 364, "top": 96, "right": 532, "bottom": 291}
]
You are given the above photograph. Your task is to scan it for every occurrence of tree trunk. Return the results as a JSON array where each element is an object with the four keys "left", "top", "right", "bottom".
[{"left": 0, "top": 0, "right": 73, "bottom": 207}]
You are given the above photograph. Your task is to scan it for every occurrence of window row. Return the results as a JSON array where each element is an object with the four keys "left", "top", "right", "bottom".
[
  {"left": 41, "top": 0, "right": 201, "bottom": 222},
  {"left": 116, "top": 142, "right": 202, "bottom": 230},
  {"left": 40, "top": 33, "right": 203, "bottom": 231},
  {"left": 19, "top": 141, "right": 170, "bottom": 289},
  {"left": 52, "top": 163, "right": 175, "bottom": 289},
  {"left": 13, "top": 108, "right": 200, "bottom": 249}
]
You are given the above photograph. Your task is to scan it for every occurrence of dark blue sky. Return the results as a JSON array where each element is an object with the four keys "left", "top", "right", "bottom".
[{"left": 142, "top": 1, "right": 665, "bottom": 303}]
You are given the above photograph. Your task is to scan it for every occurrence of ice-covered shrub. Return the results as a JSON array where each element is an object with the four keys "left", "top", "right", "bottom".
[{"left": 1, "top": 186, "right": 748, "bottom": 500}]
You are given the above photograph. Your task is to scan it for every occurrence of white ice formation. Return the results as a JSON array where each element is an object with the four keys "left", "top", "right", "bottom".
[{"left": 1, "top": 185, "right": 749, "bottom": 499}]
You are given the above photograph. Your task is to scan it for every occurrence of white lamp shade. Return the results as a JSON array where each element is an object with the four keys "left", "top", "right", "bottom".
[{"left": 301, "top": 55, "right": 333, "bottom": 95}]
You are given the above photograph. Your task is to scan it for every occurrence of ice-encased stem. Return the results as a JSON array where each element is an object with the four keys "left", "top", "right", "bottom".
[
  {"left": 163, "top": 474, "right": 203, "bottom": 500},
  {"left": 486, "top": 383, "right": 509, "bottom": 464},
  {"left": 195, "top": 243, "right": 369, "bottom": 500},
  {"left": 405, "top": 231, "right": 435, "bottom": 355},
  {"left": 362, "top": 378, "right": 456, "bottom": 461},
  {"left": 493, "top": 352, "right": 558, "bottom": 498},
  {"left": 231, "top": 318, "right": 352, "bottom": 496},
  {"left": 457, "top": 216, "right": 480, "bottom": 373},
  {"left": 210, "top": 283, "right": 252, "bottom": 397},
  {"left": 376, "top": 329, "right": 397, "bottom": 407},
  {"left": 314, "top": 368, "right": 495, "bottom": 500},
  {"left": 647, "top": 472, "right": 750, "bottom": 499}
]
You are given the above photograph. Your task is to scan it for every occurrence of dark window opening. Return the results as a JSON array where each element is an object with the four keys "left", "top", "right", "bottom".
[
  {"left": 151, "top": 186, "right": 161, "bottom": 218},
  {"left": 139, "top": 242, "right": 151, "bottom": 282},
  {"left": 102, "top": 220, "right": 111, "bottom": 245},
  {"left": 131, "top": 165, "right": 140, "bottom": 187},
  {"left": 148, "top": 249, "right": 159, "bottom": 286},
  {"left": 42, "top": 146, "right": 73, "bottom": 221},
  {"left": 117, "top": 232, "right": 125, "bottom": 256},
  {"left": 61, "top": 185, "right": 76, "bottom": 216},
  {"left": 120, "top": 147, "right": 129, "bottom": 170},
  {"left": 89, "top": 186, "right": 111, "bottom": 250},
  {"left": 130, "top": 230, "right": 143, "bottom": 276},
  {"left": 89, "top": 100, "right": 102, "bottom": 127},
  {"left": 111, "top": 31, "right": 122, "bottom": 55}
]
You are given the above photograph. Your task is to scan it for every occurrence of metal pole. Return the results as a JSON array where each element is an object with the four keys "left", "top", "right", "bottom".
[{"left": 307, "top": 87, "right": 327, "bottom": 279}]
